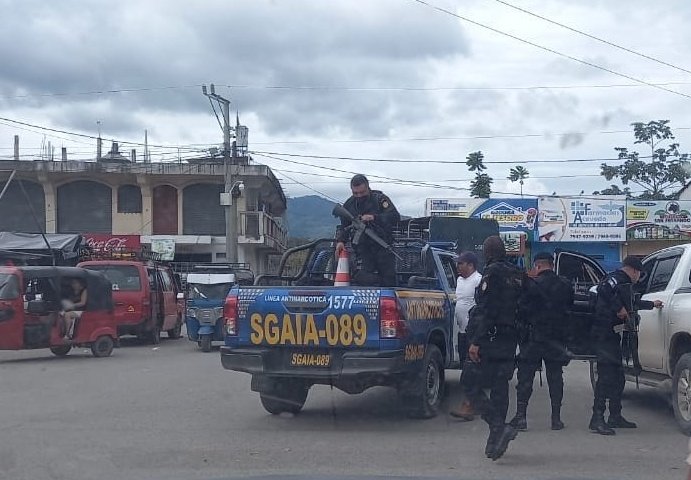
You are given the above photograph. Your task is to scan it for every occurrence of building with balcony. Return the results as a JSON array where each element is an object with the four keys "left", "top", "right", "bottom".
[{"left": 0, "top": 152, "right": 287, "bottom": 274}]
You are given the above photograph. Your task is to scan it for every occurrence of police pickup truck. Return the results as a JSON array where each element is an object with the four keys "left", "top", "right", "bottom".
[{"left": 220, "top": 236, "right": 463, "bottom": 418}]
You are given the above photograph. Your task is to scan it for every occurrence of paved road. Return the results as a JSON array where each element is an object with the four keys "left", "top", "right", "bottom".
[{"left": 0, "top": 333, "right": 687, "bottom": 480}]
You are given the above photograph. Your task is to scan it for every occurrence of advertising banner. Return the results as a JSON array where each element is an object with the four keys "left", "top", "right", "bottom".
[
  {"left": 83, "top": 234, "right": 141, "bottom": 252},
  {"left": 151, "top": 238, "right": 175, "bottom": 261},
  {"left": 538, "top": 196, "right": 626, "bottom": 242},
  {"left": 626, "top": 200, "right": 691, "bottom": 240},
  {"left": 426, "top": 198, "right": 538, "bottom": 235}
]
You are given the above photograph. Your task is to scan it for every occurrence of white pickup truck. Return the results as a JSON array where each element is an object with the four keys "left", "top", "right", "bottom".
[{"left": 608, "top": 243, "right": 691, "bottom": 433}]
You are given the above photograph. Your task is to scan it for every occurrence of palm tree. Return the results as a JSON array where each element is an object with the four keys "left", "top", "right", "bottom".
[{"left": 508, "top": 166, "right": 530, "bottom": 196}]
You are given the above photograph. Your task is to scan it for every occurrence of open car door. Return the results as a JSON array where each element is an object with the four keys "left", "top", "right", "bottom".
[{"left": 554, "top": 250, "right": 606, "bottom": 357}]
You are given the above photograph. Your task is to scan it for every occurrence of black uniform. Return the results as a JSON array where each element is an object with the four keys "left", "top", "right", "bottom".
[
  {"left": 335, "top": 190, "right": 400, "bottom": 287},
  {"left": 469, "top": 258, "right": 525, "bottom": 443},
  {"left": 592, "top": 269, "right": 655, "bottom": 420},
  {"left": 515, "top": 269, "right": 574, "bottom": 421}
]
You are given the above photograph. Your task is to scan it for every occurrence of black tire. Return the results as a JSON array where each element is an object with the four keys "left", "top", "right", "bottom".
[
  {"left": 589, "top": 360, "right": 598, "bottom": 393},
  {"left": 150, "top": 325, "right": 161, "bottom": 345},
  {"left": 91, "top": 336, "right": 114, "bottom": 358},
  {"left": 167, "top": 320, "right": 182, "bottom": 339},
  {"left": 400, "top": 344, "right": 445, "bottom": 419},
  {"left": 50, "top": 345, "right": 72, "bottom": 356},
  {"left": 200, "top": 334, "right": 212, "bottom": 352},
  {"left": 672, "top": 353, "right": 691, "bottom": 434},
  {"left": 259, "top": 380, "right": 309, "bottom": 415}
]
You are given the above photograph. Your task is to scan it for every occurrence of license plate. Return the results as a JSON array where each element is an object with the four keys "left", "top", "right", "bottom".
[
  {"left": 249, "top": 313, "right": 367, "bottom": 347},
  {"left": 289, "top": 352, "right": 332, "bottom": 367}
]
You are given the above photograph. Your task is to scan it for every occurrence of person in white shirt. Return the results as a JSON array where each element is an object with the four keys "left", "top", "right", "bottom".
[{"left": 450, "top": 252, "right": 483, "bottom": 420}]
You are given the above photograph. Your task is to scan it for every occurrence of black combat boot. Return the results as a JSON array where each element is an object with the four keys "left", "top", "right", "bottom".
[
  {"left": 551, "top": 405, "right": 564, "bottom": 430},
  {"left": 485, "top": 427, "right": 501, "bottom": 458},
  {"left": 589, "top": 411, "right": 615, "bottom": 435},
  {"left": 607, "top": 414, "right": 637, "bottom": 428},
  {"left": 490, "top": 424, "right": 518, "bottom": 461},
  {"left": 509, "top": 402, "right": 528, "bottom": 431}
]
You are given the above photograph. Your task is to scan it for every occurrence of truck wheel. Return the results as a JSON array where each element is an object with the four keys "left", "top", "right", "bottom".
[
  {"left": 200, "top": 335, "right": 212, "bottom": 352},
  {"left": 259, "top": 380, "right": 309, "bottom": 415},
  {"left": 672, "top": 353, "right": 691, "bottom": 434},
  {"left": 400, "top": 344, "right": 444, "bottom": 419},
  {"left": 91, "top": 336, "right": 114, "bottom": 358},
  {"left": 50, "top": 345, "right": 72, "bottom": 356},
  {"left": 167, "top": 321, "right": 182, "bottom": 339},
  {"left": 589, "top": 360, "right": 598, "bottom": 393},
  {"left": 150, "top": 325, "right": 161, "bottom": 345}
]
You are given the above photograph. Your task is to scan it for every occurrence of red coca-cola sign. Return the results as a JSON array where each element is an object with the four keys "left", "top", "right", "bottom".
[{"left": 83, "top": 234, "right": 141, "bottom": 252}]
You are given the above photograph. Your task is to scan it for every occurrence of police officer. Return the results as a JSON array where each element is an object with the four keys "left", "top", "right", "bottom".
[
  {"left": 468, "top": 235, "right": 525, "bottom": 461},
  {"left": 335, "top": 174, "right": 400, "bottom": 287},
  {"left": 510, "top": 252, "right": 574, "bottom": 431},
  {"left": 590, "top": 255, "right": 663, "bottom": 435}
]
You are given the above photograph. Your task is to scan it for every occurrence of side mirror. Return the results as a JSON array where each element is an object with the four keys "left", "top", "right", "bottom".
[
  {"left": 27, "top": 299, "right": 49, "bottom": 315},
  {"left": 176, "top": 292, "right": 185, "bottom": 300}
]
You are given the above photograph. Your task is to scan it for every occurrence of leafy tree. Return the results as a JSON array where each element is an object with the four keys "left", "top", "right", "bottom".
[
  {"left": 599, "top": 120, "right": 690, "bottom": 199},
  {"left": 592, "top": 185, "right": 631, "bottom": 196},
  {"left": 507, "top": 166, "right": 529, "bottom": 196},
  {"left": 466, "top": 151, "right": 492, "bottom": 198}
]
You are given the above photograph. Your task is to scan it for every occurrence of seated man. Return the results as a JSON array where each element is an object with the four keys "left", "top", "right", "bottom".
[{"left": 61, "top": 278, "right": 87, "bottom": 341}]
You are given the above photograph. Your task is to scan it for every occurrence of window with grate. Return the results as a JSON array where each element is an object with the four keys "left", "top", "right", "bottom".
[{"left": 117, "top": 185, "right": 142, "bottom": 213}]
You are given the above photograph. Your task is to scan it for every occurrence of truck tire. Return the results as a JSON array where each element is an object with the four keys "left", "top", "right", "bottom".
[
  {"left": 672, "top": 353, "right": 691, "bottom": 434},
  {"left": 150, "top": 325, "right": 161, "bottom": 345},
  {"left": 50, "top": 345, "right": 72, "bottom": 356},
  {"left": 167, "top": 320, "right": 182, "bottom": 339},
  {"left": 259, "top": 380, "right": 309, "bottom": 415},
  {"left": 400, "top": 344, "right": 444, "bottom": 419},
  {"left": 200, "top": 335, "right": 212, "bottom": 352},
  {"left": 91, "top": 336, "right": 114, "bottom": 358}
]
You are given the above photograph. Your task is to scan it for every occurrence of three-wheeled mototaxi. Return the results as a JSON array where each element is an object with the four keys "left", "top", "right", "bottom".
[{"left": 0, "top": 266, "right": 118, "bottom": 357}]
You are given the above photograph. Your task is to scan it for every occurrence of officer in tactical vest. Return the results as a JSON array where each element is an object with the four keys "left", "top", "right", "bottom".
[
  {"left": 468, "top": 235, "right": 525, "bottom": 461},
  {"left": 590, "top": 256, "right": 663, "bottom": 435},
  {"left": 335, "top": 174, "right": 400, "bottom": 287},
  {"left": 510, "top": 251, "right": 574, "bottom": 431}
]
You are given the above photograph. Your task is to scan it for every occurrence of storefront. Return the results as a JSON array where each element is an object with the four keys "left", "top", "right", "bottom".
[{"left": 623, "top": 200, "right": 691, "bottom": 258}]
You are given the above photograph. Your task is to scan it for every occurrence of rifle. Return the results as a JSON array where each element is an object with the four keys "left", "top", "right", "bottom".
[
  {"left": 332, "top": 204, "right": 403, "bottom": 260},
  {"left": 621, "top": 284, "right": 643, "bottom": 389}
]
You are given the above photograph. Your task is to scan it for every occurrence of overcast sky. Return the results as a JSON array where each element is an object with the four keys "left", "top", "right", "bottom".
[{"left": 2, "top": 0, "right": 691, "bottom": 216}]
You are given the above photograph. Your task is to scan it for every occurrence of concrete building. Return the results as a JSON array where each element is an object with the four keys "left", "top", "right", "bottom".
[{"left": 0, "top": 151, "right": 287, "bottom": 274}]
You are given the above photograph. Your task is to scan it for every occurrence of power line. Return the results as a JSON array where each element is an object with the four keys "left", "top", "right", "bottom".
[
  {"left": 411, "top": 0, "right": 691, "bottom": 101},
  {"left": 255, "top": 151, "right": 625, "bottom": 200},
  {"left": 251, "top": 149, "right": 639, "bottom": 165},
  {"left": 4, "top": 84, "right": 203, "bottom": 99},
  {"left": 493, "top": 0, "right": 691, "bottom": 77}
]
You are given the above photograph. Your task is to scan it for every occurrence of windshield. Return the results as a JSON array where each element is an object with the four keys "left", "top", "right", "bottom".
[
  {"left": 82, "top": 265, "right": 141, "bottom": 291},
  {"left": 187, "top": 282, "right": 233, "bottom": 300},
  {"left": 0, "top": 273, "right": 19, "bottom": 300}
]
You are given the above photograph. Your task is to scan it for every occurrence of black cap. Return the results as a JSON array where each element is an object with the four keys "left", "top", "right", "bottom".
[
  {"left": 622, "top": 255, "right": 644, "bottom": 272},
  {"left": 533, "top": 252, "right": 553, "bottom": 263},
  {"left": 457, "top": 251, "right": 478, "bottom": 268}
]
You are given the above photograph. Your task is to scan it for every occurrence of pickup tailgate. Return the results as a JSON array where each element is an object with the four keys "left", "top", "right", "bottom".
[{"left": 235, "top": 287, "right": 381, "bottom": 349}]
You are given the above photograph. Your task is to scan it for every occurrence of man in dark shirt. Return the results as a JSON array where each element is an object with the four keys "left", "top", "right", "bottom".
[
  {"left": 590, "top": 255, "right": 663, "bottom": 435},
  {"left": 335, "top": 174, "right": 400, "bottom": 287},
  {"left": 468, "top": 235, "right": 525, "bottom": 461},
  {"left": 510, "top": 252, "right": 574, "bottom": 431}
]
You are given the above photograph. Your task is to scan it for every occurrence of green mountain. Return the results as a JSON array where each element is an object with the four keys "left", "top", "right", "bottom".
[{"left": 286, "top": 195, "right": 339, "bottom": 240}]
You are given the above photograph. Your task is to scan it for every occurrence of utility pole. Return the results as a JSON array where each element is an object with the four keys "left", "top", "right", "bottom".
[
  {"left": 13, "top": 135, "right": 19, "bottom": 161},
  {"left": 202, "top": 84, "right": 238, "bottom": 263}
]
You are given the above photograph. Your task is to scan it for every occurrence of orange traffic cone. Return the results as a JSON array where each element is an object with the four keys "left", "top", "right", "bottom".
[{"left": 334, "top": 249, "right": 350, "bottom": 286}]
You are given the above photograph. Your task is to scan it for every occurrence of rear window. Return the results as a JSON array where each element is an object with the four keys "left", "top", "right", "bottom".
[
  {"left": 0, "top": 273, "right": 19, "bottom": 300},
  {"left": 83, "top": 265, "right": 142, "bottom": 291},
  {"left": 188, "top": 283, "right": 234, "bottom": 300}
]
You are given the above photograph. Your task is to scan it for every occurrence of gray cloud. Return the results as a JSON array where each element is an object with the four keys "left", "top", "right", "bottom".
[{"left": 0, "top": 0, "right": 470, "bottom": 137}]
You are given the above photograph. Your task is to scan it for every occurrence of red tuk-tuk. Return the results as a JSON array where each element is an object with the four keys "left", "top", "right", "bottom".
[
  {"left": 78, "top": 259, "right": 184, "bottom": 344},
  {"left": 0, "top": 266, "right": 117, "bottom": 357}
]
